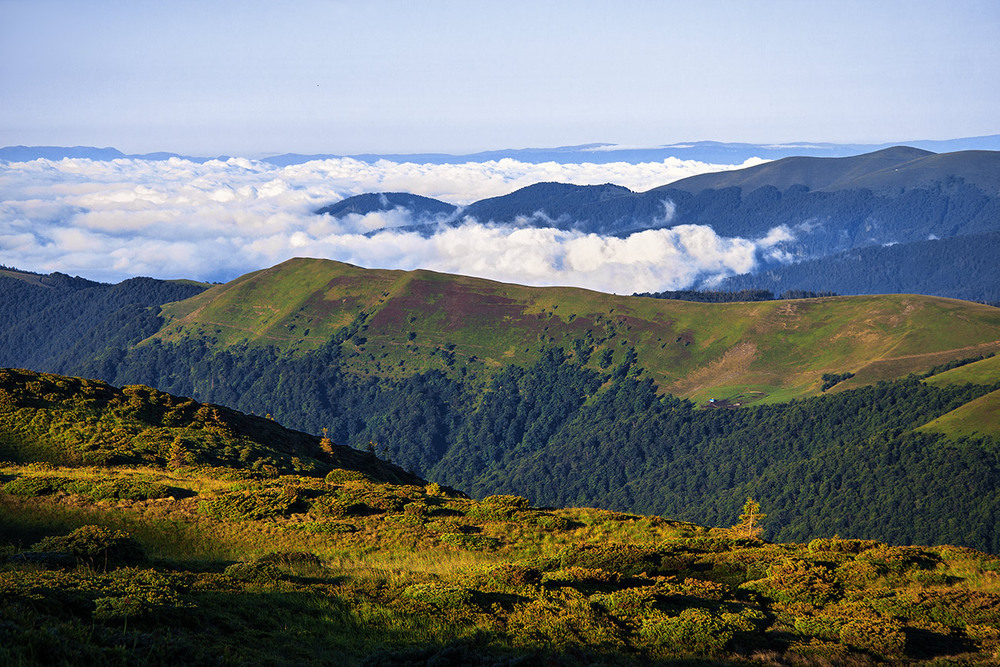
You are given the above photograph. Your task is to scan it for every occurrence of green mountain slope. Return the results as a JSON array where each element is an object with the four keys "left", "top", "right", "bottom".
[{"left": 153, "top": 257, "right": 1000, "bottom": 405}]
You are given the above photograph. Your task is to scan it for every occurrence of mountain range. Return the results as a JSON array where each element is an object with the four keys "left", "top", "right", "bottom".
[
  {"left": 4, "top": 134, "right": 1000, "bottom": 165},
  {"left": 6, "top": 363, "right": 1000, "bottom": 664},
  {"left": 5, "top": 139, "right": 1000, "bottom": 662},
  {"left": 319, "top": 146, "right": 1000, "bottom": 302},
  {"left": 4, "top": 140, "right": 1000, "bottom": 551}
]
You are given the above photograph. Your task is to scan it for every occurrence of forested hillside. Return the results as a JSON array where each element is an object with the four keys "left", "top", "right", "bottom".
[
  {"left": 63, "top": 329, "right": 1000, "bottom": 552},
  {"left": 0, "top": 269, "right": 207, "bottom": 372},
  {"left": 715, "top": 230, "right": 1000, "bottom": 304}
]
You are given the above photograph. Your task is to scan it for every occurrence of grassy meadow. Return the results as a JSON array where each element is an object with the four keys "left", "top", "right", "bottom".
[{"left": 154, "top": 258, "right": 1000, "bottom": 404}]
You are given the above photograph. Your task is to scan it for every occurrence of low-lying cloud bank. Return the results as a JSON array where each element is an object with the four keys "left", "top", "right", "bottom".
[{"left": 0, "top": 155, "right": 788, "bottom": 293}]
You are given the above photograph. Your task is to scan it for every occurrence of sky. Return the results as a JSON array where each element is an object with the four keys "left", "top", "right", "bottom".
[
  {"left": 2, "top": 0, "right": 998, "bottom": 156},
  {"left": 0, "top": 1, "right": 998, "bottom": 291}
]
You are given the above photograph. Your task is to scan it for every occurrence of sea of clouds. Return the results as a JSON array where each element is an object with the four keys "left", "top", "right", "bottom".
[{"left": 0, "top": 154, "right": 793, "bottom": 293}]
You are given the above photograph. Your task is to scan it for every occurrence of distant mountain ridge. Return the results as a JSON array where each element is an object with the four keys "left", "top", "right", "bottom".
[
  {"left": 656, "top": 147, "right": 1000, "bottom": 194},
  {"left": 5, "top": 134, "right": 1000, "bottom": 165},
  {"left": 0, "top": 145, "right": 224, "bottom": 163},
  {"left": 315, "top": 192, "right": 457, "bottom": 219}
]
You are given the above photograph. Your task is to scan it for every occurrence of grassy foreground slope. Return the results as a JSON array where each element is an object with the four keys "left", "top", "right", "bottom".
[
  {"left": 3, "top": 373, "right": 1000, "bottom": 665},
  {"left": 155, "top": 257, "right": 1000, "bottom": 404}
]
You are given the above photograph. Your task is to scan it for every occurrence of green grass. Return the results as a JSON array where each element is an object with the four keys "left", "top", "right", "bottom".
[
  {"left": 917, "top": 389, "right": 1000, "bottom": 438},
  {"left": 150, "top": 258, "right": 1000, "bottom": 403},
  {"left": 927, "top": 353, "right": 1000, "bottom": 387}
]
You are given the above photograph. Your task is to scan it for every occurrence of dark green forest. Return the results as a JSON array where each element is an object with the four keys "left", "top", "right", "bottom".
[{"left": 0, "top": 273, "right": 206, "bottom": 371}]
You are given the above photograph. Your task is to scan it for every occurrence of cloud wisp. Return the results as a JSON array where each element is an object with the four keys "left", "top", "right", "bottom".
[{"left": 0, "top": 155, "right": 786, "bottom": 293}]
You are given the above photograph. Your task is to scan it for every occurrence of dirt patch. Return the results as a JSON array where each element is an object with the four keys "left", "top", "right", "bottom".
[{"left": 667, "top": 341, "right": 759, "bottom": 396}]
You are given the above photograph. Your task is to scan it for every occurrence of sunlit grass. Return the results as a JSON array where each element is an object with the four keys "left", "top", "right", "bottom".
[{"left": 5, "top": 458, "right": 1000, "bottom": 665}]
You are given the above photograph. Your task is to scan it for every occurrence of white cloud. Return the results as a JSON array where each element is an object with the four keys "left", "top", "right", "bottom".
[{"left": 0, "top": 155, "right": 784, "bottom": 292}]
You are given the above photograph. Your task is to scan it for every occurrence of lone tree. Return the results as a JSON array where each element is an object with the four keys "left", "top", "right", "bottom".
[{"left": 733, "top": 497, "right": 766, "bottom": 539}]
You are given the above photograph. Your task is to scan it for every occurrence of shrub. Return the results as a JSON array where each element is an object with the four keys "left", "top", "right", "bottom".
[
  {"left": 966, "top": 624, "right": 1000, "bottom": 651},
  {"left": 223, "top": 561, "right": 284, "bottom": 586},
  {"left": 506, "top": 594, "right": 625, "bottom": 650},
  {"left": 909, "top": 570, "right": 952, "bottom": 586},
  {"left": 839, "top": 618, "right": 905, "bottom": 658},
  {"left": 31, "top": 525, "right": 145, "bottom": 570},
  {"left": 3, "top": 475, "right": 170, "bottom": 502},
  {"left": 324, "top": 469, "right": 368, "bottom": 484},
  {"left": 384, "top": 513, "right": 423, "bottom": 527},
  {"left": 93, "top": 569, "right": 187, "bottom": 622},
  {"left": 482, "top": 494, "right": 530, "bottom": 509},
  {"left": 558, "top": 544, "right": 661, "bottom": 577},
  {"left": 639, "top": 608, "right": 733, "bottom": 656},
  {"left": 3, "top": 475, "right": 71, "bottom": 496},
  {"left": 836, "top": 558, "right": 885, "bottom": 587},
  {"left": 72, "top": 478, "right": 171, "bottom": 501},
  {"left": 536, "top": 514, "right": 570, "bottom": 530},
  {"left": 94, "top": 595, "right": 150, "bottom": 621},
  {"left": 548, "top": 567, "right": 621, "bottom": 585},
  {"left": 482, "top": 563, "right": 542, "bottom": 588},
  {"left": 721, "top": 607, "right": 768, "bottom": 633},
  {"left": 440, "top": 533, "right": 500, "bottom": 551},
  {"left": 403, "top": 501, "right": 426, "bottom": 516},
  {"left": 595, "top": 587, "right": 657, "bottom": 621},
  {"left": 857, "top": 545, "right": 941, "bottom": 573},
  {"left": 309, "top": 494, "right": 368, "bottom": 518},
  {"left": 467, "top": 495, "right": 530, "bottom": 521},
  {"left": 794, "top": 614, "right": 848, "bottom": 641},
  {"left": 807, "top": 537, "right": 884, "bottom": 554},
  {"left": 402, "top": 582, "right": 474, "bottom": 608},
  {"left": 198, "top": 487, "right": 297, "bottom": 521},
  {"left": 751, "top": 558, "right": 841, "bottom": 605}
]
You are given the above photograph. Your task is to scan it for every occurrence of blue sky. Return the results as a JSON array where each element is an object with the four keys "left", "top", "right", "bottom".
[{"left": 2, "top": 0, "right": 998, "bottom": 156}]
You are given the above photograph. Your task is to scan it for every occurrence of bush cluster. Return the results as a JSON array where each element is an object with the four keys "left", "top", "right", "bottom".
[
  {"left": 2, "top": 474, "right": 170, "bottom": 501},
  {"left": 198, "top": 486, "right": 298, "bottom": 521},
  {"left": 31, "top": 525, "right": 145, "bottom": 570}
]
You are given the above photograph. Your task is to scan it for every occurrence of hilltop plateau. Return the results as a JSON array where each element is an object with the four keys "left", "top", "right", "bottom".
[{"left": 151, "top": 257, "right": 1000, "bottom": 404}]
